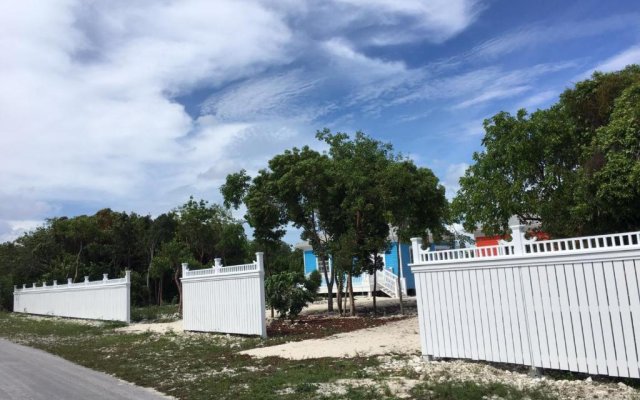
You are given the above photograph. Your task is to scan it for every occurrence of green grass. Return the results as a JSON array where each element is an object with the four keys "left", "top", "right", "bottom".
[
  {"left": 0, "top": 312, "right": 379, "bottom": 399},
  {"left": 411, "top": 380, "right": 555, "bottom": 400},
  {"left": 0, "top": 312, "right": 567, "bottom": 400},
  {"left": 130, "top": 304, "right": 179, "bottom": 322}
]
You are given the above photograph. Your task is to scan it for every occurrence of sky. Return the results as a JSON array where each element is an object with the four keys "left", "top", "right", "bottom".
[{"left": 2, "top": 0, "right": 640, "bottom": 244}]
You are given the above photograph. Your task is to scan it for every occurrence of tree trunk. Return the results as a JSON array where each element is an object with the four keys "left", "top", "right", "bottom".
[
  {"left": 373, "top": 268, "right": 377, "bottom": 316},
  {"left": 321, "top": 257, "right": 334, "bottom": 312},
  {"left": 174, "top": 266, "right": 183, "bottom": 316},
  {"left": 158, "top": 276, "right": 163, "bottom": 305},
  {"left": 348, "top": 271, "right": 356, "bottom": 316},
  {"left": 396, "top": 240, "right": 405, "bottom": 315},
  {"left": 343, "top": 281, "right": 347, "bottom": 313},
  {"left": 73, "top": 241, "right": 83, "bottom": 283},
  {"left": 336, "top": 273, "right": 343, "bottom": 315}
]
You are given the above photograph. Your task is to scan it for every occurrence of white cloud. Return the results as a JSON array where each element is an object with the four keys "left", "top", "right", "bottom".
[
  {"left": 467, "top": 14, "right": 640, "bottom": 61},
  {"left": 332, "top": 0, "right": 484, "bottom": 44},
  {"left": 0, "top": 0, "right": 298, "bottom": 233},
  {"left": 589, "top": 46, "right": 640, "bottom": 74},
  {"left": 443, "top": 163, "right": 469, "bottom": 199},
  {"left": 0, "top": 220, "right": 43, "bottom": 243}
]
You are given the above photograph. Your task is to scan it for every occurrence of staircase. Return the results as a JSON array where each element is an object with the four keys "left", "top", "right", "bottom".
[{"left": 369, "top": 268, "right": 405, "bottom": 298}]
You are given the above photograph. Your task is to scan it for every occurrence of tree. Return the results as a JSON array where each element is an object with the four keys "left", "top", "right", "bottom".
[
  {"left": 575, "top": 82, "right": 640, "bottom": 232},
  {"left": 265, "top": 270, "right": 321, "bottom": 321},
  {"left": 384, "top": 161, "right": 447, "bottom": 313},
  {"left": 150, "top": 239, "right": 192, "bottom": 312},
  {"left": 453, "top": 65, "right": 640, "bottom": 237}
]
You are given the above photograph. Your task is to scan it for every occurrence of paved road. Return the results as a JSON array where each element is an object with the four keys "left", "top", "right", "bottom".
[{"left": 0, "top": 338, "right": 171, "bottom": 400}]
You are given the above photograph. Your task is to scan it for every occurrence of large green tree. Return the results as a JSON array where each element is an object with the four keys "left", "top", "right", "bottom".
[{"left": 453, "top": 65, "right": 640, "bottom": 237}]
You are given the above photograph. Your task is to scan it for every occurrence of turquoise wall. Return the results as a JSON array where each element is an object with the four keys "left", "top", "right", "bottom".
[{"left": 303, "top": 241, "right": 416, "bottom": 290}]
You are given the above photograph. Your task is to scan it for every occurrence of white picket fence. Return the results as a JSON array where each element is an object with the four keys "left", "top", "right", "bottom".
[
  {"left": 181, "top": 253, "right": 266, "bottom": 337},
  {"left": 13, "top": 272, "right": 131, "bottom": 322},
  {"left": 410, "top": 226, "right": 640, "bottom": 378}
]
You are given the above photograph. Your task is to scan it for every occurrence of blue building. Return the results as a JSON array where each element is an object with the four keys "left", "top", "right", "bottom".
[{"left": 296, "top": 236, "right": 416, "bottom": 298}]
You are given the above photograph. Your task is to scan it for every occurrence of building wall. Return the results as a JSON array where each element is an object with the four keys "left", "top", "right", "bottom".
[{"left": 303, "top": 241, "right": 416, "bottom": 290}]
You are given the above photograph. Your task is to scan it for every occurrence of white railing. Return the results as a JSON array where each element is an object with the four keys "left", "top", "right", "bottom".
[
  {"left": 375, "top": 268, "right": 399, "bottom": 297},
  {"left": 13, "top": 272, "right": 131, "bottom": 322},
  {"left": 410, "top": 225, "right": 640, "bottom": 378},
  {"left": 181, "top": 254, "right": 266, "bottom": 338},
  {"left": 412, "top": 226, "right": 640, "bottom": 265},
  {"left": 183, "top": 259, "right": 259, "bottom": 278}
]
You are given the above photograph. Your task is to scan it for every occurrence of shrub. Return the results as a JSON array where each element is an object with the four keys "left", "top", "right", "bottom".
[{"left": 265, "top": 271, "right": 320, "bottom": 320}]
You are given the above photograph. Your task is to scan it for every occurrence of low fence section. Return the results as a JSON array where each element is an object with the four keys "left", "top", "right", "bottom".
[
  {"left": 13, "top": 272, "right": 131, "bottom": 322},
  {"left": 410, "top": 226, "right": 640, "bottom": 378},
  {"left": 181, "top": 253, "right": 266, "bottom": 337}
]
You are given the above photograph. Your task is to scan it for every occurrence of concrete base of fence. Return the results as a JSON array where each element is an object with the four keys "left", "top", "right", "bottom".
[{"left": 528, "top": 367, "right": 543, "bottom": 378}]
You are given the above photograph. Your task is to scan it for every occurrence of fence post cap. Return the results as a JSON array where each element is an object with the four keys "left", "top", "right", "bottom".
[
  {"left": 84, "top": 276, "right": 89, "bottom": 284},
  {"left": 103, "top": 273, "right": 108, "bottom": 280},
  {"left": 23, "top": 284, "right": 26, "bottom": 288},
  {"left": 181, "top": 263, "right": 189, "bottom": 277},
  {"left": 67, "top": 278, "right": 72, "bottom": 285},
  {"left": 53, "top": 280, "right": 57, "bottom": 286},
  {"left": 255, "top": 252, "right": 265, "bottom": 272},
  {"left": 125, "top": 270, "right": 131, "bottom": 283},
  {"left": 43, "top": 281, "right": 47, "bottom": 287}
]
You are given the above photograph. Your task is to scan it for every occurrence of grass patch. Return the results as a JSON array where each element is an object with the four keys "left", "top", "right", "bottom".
[
  {"left": 130, "top": 304, "right": 179, "bottom": 323},
  {"left": 411, "top": 380, "right": 555, "bottom": 400},
  {"left": 0, "top": 312, "right": 379, "bottom": 400}
]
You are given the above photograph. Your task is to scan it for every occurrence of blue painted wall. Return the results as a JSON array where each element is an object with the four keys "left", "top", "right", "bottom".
[
  {"left": 304, "top": 250, "right": 316, "bottom": 275},
  {"left": 302, "top": 241, "right": 416, "bottom": 290}
]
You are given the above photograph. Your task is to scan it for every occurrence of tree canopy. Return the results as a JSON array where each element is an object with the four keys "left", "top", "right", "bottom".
[
  {"left": 222, "top": 129, "right": 448, "bottom": 315},
  {"left": 452, "top": 65, "right": 640, "bottom": 237}
]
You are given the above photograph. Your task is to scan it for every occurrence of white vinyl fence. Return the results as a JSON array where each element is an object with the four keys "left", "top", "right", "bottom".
[
  {"left": 181, "top": 253, "right": 266, "bottom": 337},
  {"left": 410, "top": 226, "right": 640, "bottom": 378},
  {"left": 13, "top": 271, "right": 131, "bottom": 322}
]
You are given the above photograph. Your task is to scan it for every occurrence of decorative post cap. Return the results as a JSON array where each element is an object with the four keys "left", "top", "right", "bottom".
[
  {"left": 509, "top": 224, "right": 527, "bottom": 256},
  {"left": 84, "top": 276, "right": 89, "bottom": 284},
  {"left": 103, "top": 273, "right": 108, "bottom": 281},
  {"left": 255, "top": 252, "right": 264, "bottom": 272},
  {"left": 214, "top": 258, "right": 222, "bottom": 269},
  {"left": 410, "top": 237, "right": 423, "bottom": 264},
  {"left": 181, "top": 263, "right": 188, "bottom": 277},
  {"left": 68, "top": 278, "right": 72, "bottom": 285},
  {"left": 53, "top": 280, "right": 57, "bottom": 286},
  {"left": 125, "top": 270, "right": 131, "bottom": 283},
  {"left": 23, "top": 284, "right": 26, "bottom": 289}
]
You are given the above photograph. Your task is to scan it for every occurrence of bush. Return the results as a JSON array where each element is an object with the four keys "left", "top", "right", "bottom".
[{"left": 265, "top": 271, "right": 320, "bottom": 320}]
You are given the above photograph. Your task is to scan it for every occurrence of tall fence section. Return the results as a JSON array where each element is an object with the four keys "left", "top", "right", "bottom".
[
  {"left": 410, "top": 226, "right": 640, "bottom": 378},
  {"left": 13, "top": 272, "right": 131, "bottom": 322},
  {"left": 181, "top": 253, "right": 266, "bottom": 338}
]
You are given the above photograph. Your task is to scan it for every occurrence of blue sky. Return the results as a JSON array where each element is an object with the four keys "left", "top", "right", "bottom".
[{"left": 1, "top": 0, "right": 640, "bottom": 243}]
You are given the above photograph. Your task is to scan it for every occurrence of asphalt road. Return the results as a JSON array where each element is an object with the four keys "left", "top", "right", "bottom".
[{"left": 0, "top": 338, "right": 171, "bottom": 400}]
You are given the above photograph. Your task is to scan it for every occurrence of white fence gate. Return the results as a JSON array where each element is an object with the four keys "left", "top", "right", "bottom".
[
  {"left": 181, "top": 252, "right": 266, "bottom": 338},
  {"left": 13, "top": 271, "right": 131, "bottom": 322},
  {"left": 410, "top": 226, "right": 640, "bottom": 378}
]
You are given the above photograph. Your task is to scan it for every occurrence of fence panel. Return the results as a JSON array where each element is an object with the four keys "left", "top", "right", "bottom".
[
  {"left": 13, "top": 272, "right": 131, "bottom": 322},
  {"left": 411, "top": 226, "right": 640, "bottom": 378},
  {"left": 181, "top": 253, "right": 266, "bottom": 338}
]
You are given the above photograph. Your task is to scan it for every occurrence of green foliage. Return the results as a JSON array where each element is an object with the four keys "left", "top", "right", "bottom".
[
  {"left": 453, "top": 65, "right": 640, "bottom": 236},
  {"left": 411, "top": 380, "right": 555, "bottom": 400},
  {"left": 265, "top": 271, "right": 320, "bottom": 320},
  {"left": 0, "top": 197, "right": 250, "bottom": 310},
  {"left": 225, "top": 129, "right": 448, "bottom": 314}
]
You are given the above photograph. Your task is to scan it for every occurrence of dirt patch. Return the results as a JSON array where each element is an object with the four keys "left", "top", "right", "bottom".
[
  {"left": 267, "top": 315, "right": 405, "bottom": 340},
  {"left": 241, "top": 316, "right": 421, "bottom": 359}
]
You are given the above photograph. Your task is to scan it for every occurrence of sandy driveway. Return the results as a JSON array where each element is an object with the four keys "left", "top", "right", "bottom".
[{"left": 240, "top": 316, "right": 421, "bottom": 359}]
